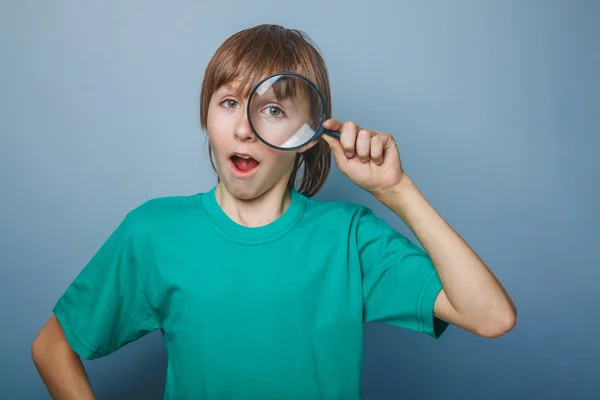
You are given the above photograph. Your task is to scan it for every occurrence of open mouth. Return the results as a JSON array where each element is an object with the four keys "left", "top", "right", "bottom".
[{"left": 230, "top": 153, "right": 260, "bottom": 176}]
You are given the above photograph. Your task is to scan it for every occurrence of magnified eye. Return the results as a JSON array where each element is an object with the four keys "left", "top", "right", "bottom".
[
  {"left": 247, "top": 72, "right": 332, "bottom": 150},
  {"left": 266, "top": 106, "right": 284, "bottom": 117}
]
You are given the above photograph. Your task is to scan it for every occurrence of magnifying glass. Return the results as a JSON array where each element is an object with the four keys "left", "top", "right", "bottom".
[{"left": 247, "top": 72, "right": 340, "bottom": 151}]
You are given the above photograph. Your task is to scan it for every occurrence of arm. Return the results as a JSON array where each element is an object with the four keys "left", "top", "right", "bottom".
[
  {"left": 31, "top": 315, "right": 96, "bottom": 399},
  {"left": 321, "top": 119, "right": 517, "bottom": 338},
  {"left": 373, "top": 175, "right": 517, "bottom": 338}
]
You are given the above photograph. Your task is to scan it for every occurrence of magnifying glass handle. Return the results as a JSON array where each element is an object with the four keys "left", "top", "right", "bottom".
[{"left": 323, "top": 128, "right": 341, "bottom": 140}]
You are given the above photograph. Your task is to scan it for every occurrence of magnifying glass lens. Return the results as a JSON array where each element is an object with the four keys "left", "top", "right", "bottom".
[{"left": 248, "top": 74, "right": 325, "bottom": 150}]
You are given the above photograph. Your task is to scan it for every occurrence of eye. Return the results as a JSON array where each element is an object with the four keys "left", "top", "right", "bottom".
[
  {"left": 264, "top": 106, "right": 284, "bottom": 117},
  {"left": 222, "top": 99, "right": 240, "bottom": 109}
]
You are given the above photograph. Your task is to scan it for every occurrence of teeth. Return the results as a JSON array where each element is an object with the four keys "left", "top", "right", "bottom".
[{"left": 236, "top": 154, "right": 250, "bottom": 159}]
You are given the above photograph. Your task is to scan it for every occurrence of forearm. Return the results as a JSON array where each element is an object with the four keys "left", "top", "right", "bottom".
[
  {"left": 32, "top": 316, "right": 96, "bottom": 400},
  {"left": 374, "top": 176, "right": 516, "bottom": 331}
]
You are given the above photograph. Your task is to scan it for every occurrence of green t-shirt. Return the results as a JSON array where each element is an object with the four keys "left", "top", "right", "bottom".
[{"left": 53, "top": 186, "right": 448, "bottom": 399}]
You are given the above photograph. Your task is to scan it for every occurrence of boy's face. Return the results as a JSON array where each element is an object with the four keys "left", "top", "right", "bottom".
[{"left": 206, "top": 80, "right": 315, "bottom": 200}]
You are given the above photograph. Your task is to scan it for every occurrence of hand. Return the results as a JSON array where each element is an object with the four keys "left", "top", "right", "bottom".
[{"left": 321, "top": 119, "right": 407, "bottom": 196}]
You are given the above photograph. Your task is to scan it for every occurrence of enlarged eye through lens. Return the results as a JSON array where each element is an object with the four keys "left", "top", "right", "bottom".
[{"left": 247, "top": 72, "right": 340, "bottom": 151}]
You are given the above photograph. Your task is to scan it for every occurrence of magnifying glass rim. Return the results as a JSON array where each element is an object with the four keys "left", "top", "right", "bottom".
[{"left": 246, "top": 71, "right": 327, "bottom": 152}]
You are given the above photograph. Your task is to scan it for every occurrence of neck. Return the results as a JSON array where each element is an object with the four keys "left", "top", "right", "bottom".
[{"left": 215, "top": 181, "right": 292, "bottom": 228}]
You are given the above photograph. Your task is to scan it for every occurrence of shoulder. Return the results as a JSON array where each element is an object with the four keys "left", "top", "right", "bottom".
[
  {"left": 301, "top": 193, "right": 411, "bottom": 243},
  {"left": 301, "top": 193, "right": 373, "bottom": 227},
  {"left": 119, "top": 192, "right": 205, "bottom": 236}
]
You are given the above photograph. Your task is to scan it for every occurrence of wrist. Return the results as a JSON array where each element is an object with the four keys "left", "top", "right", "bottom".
[
  {"left": 372, "top": 174, "right": 415, "bottom": 202},
  {"left": 371, "top": 175, "right": 425, "bottom": 221}
]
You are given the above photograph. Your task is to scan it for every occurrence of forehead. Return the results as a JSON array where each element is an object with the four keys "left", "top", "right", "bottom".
[
  {"left": 218, "top": 74, "right": 316, "bottom": 102},
  {"left": 214, "top": 75, "right": 262, "bottom": 99}
]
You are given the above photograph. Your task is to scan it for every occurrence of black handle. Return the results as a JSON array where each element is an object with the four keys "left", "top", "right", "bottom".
[{"left": 323, "top": 128, "right": 340, "bottom": 140}]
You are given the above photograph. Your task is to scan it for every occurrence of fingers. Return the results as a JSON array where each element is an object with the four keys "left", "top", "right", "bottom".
[
  {"left": 323, "top": 119, "right": 361, "bottom": 157},
  {"left": 340, "top": 121, "right": 360, "bottom": 157},
  {"left": 322, "top": 119, "right": 391, "bottom": 165},
  {"left": 356, "top": 129, "right": 373, "bottom": 163},
  {"left": 370, "top": 135, "right": 384, "bottom": 165}
]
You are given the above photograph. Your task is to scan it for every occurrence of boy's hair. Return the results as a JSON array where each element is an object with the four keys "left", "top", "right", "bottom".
[{"left": 199, "top": 24, "right": 332, "bottom": 197}]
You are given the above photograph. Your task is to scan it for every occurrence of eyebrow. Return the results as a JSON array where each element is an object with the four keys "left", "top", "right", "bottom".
[
  {"left": 219, "top": 84, "right": 237, "bottom": 93},
  {"left": 217, "top": 83, "right": 248, "bottom": 99}
]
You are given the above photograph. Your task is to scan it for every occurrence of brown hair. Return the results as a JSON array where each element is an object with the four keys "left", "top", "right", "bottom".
[{"left": 199, "top": 24, "right": 331, "bottom": 197}]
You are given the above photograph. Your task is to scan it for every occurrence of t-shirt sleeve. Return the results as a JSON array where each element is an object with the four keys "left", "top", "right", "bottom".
[
  {"left": 53, "top": 211, "right": 161, "bottom": 359},
  {"left": 357, "top": 208, "right": 449, "bottom": 338}
]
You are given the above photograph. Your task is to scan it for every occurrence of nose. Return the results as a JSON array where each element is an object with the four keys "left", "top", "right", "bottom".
[{"left": 234, "top": 109, "right": 256, "bottom": 142}]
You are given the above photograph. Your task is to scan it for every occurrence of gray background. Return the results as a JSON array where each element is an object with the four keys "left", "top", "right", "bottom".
[{"left": 1, "top": 0, "right": 598, "bottom": 399}]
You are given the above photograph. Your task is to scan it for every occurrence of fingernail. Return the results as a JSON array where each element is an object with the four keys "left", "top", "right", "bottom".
[{"left": 345, "top": 152, "right": 354, "bottom": 158}]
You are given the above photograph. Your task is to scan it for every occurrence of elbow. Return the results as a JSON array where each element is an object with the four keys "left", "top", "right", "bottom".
[
  {"left": 31, "top": 330, "right": 49, "bottom": 366},
  {"left": 31, "top": 315, "right": 69, "bottom": 367},
  {"left": 31, "top": 336, "right": 44, "bottom": 370},
  {"left": 476, "top": 307, "right": 517, "bottom": 338}
]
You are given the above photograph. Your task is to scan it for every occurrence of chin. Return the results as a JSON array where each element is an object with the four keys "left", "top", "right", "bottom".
[
  {"left": 219, "top": 178, "right": 264, "bottom": 201},
  {"left": 230, "top": 186, "right": 261, "bottom": 200},
  {"left": 215, "top": 160, "right": 292, "bottom": 202}
]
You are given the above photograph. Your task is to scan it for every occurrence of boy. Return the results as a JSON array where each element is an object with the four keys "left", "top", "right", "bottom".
[{"left": 32, "top": 24, "right": 516, "bottom": 399}]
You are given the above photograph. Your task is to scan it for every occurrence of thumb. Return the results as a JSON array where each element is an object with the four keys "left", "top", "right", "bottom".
[{"left": 321, "top": 134, "right": 347, "bottom": 168}]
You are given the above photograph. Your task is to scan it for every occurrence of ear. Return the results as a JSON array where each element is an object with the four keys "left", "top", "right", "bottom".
[{"left": 297, "top": 139, "right": 319, "bottom": 154}]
